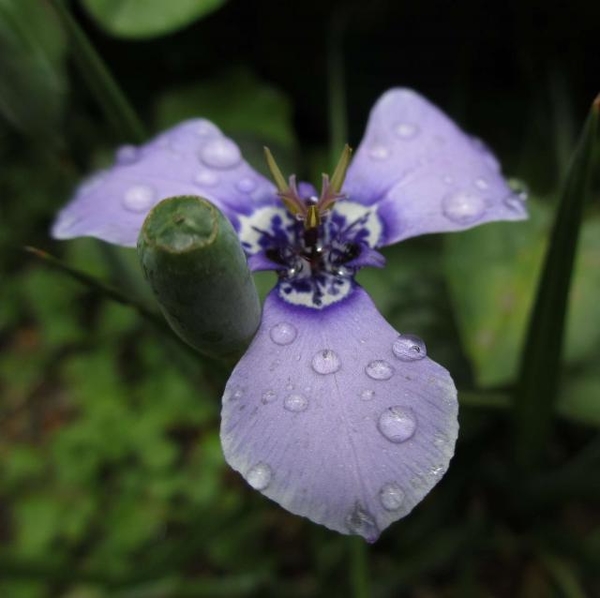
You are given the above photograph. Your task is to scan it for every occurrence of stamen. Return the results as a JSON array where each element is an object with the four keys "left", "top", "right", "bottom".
[
  {"left": 264, "top": 147, "right": 305, "bottom": 216},
  {"left": 318, "top": 144, "right": 352, "bottom": 212}
]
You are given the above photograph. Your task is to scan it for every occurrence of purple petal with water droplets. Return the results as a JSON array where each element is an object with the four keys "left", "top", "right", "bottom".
[
  {"left": 343, "top": 88, "right": 527, "bottom": 246},
  {"left": 52, "top": 119, "right": 277, "bottom": 247},
  {"left": 220, "top": 286, "right": 458, "bottom": 541}
]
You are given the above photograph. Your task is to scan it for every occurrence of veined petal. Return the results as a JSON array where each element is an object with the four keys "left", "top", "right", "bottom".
[
  {"left": 220, "top": 286, "right": 458, "bottom": 541},
  {"left": 344, "top": 88, "right": 527, "bottom": 246},
  {"left": 52, "top": 119, "right": 277, "bottom": 247}
]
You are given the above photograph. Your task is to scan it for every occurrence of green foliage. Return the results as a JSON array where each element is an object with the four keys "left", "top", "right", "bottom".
[
  {"left": 82, "top": 0, "right": 228, "bottom": 39},
  {"left": 445, "top": 200, "right": 600, "bottom": 389},
  {"left": 0, "top": 0, "right": 67, "bottom": 137}
]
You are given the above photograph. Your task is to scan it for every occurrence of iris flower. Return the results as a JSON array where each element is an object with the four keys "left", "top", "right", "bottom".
[{"left": 53, "top": 89, "right": 527, "bottom": 541}]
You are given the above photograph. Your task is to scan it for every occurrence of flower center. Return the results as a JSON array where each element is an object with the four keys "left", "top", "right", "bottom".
[{"left": 238, "top": 148, "right": 384, "bottom": 309}]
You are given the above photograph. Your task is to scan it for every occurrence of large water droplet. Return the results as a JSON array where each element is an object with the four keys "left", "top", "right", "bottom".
[
  {"left": 392, "top": 334, "right": 427, "bottom": 361},
  {"left": 365, "top": 360, "right": 395, "bottom": 380},
  {"left": 284, "top": 394, "right": 308, "bottom": 412},
  {"left": 200, "top": 138, "right": 241, "bottom": 169},
  {"left": 246, "top": 462, "right": 272, "bottom": 490},
  {"left": 346, "top": 503, "right": 379, "bottom": 542},
  {"left": 442, "top": 190, "right": 486, "bottom": 224},
  {"left": 377, "top": 406, "right": 417, "bottom": 443},
  {"left": 122, "top": 184, "right": 155, "bottom": 212},
  {"left": 394, "top": 122, "right": 419, "bottom": 139},
  {"left": 311, "top": 349, "right": 341, "bottom": 375},
  {"left": 359, "top": 389, "right": 375, "bottom": 401},
  {"left": 236, "top": 177, "right": 257, "bottom": 193},
  {"left": 379, "top": 482, "right": 405, "bottom": 511},
  {"left": 115, "top": 145, "right": 139, "bottom": 165},
  {"left": 194, "top": 170, "right": 219, "bottom": 187},
  {"left": 261, "top": 389, "right": 277, "bottom": 404},
  {"left": 270, "top": 322, "right": 297, "bottom": 345},
  {"left": 368, "top": 144, "right": 391, "bottom": 160}
]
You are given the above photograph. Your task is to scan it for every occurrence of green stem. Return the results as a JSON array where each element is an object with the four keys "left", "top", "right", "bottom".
[
  {"left": 513, "top": 96, "right": 599, "bottom": 470},
  {"left": 327, "top": 8, "right": 348, "bottom": 166},
  {"left": 48, "top": 0, "right": 146, "bottom": 143},
  {"left": 350, "top": 536, "right": 370, "bottom": 598}
]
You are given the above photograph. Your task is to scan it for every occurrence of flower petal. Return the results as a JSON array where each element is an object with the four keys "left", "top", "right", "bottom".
[
  {"left": 220, "top": 286, "right": 458, "bottom": 541},
  {"left": 52, "top": 119, "right": 277, "bottom": 247},
  {"left": 344, "top": 88, "right": 527, "bottom": 246}
]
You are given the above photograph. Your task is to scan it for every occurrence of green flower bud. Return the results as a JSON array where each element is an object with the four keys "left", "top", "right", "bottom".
[{"left": 138, "top": 196, "right": 261, "bottom": 360}]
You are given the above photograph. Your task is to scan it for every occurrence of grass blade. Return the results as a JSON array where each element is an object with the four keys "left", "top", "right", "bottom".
[{"left": 514, "top": 95, "right": 600, "bottom": 470}]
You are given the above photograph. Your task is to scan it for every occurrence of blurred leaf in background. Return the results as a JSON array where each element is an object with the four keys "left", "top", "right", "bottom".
[
  {"left": 0, "top": 0, "right": 67, "bottom": 138},
  {"left": 81, "top": 0, "right": 229, "bottom": 39}
]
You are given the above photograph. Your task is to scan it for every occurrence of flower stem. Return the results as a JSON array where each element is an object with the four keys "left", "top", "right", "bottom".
[
  {"left": 49, "top": 0, "right": 146, "bottom": 143},
  {"left": 328, "top": 8, "right": 348, "bottom": 166},
  {"left": 350, "top": 536, "right": 370, "bottom": 598}
]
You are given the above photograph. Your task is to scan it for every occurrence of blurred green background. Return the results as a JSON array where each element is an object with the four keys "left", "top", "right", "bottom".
[{"left": 1, "top": 0, "right": 599, "bottom": 596}]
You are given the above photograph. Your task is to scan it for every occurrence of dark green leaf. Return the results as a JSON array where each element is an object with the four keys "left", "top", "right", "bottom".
[{"left": 82, "top": 0, "right": 228, "bottom": 39}]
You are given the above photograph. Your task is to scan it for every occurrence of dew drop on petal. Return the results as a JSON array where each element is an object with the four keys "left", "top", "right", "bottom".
[
  {"left": 236, "top": 177, "right": 258, "bottom": 193},
  {"left": 394, "top": 122, "right": 419, "bottom": 139},
  {"left": 122, "top": 184, "right": 155, "bottom": 212},
  {"left": 223, "top": 386, "right": 244, "bottom": 402},
  {"left": 261, "top": 389, "right": 277, "bottom": 404},
  {"left": 379, "top": 482, "right": 405, "bottom": 511},
  {"left": 365, "top": 360, "right": 395, "bottom": 380},
  {"left": 377, "top": 406, "right": 417, "bottom": 443},
  {"left": 392, "top": 334, "right": 427, "bottom": 361},
  {"left": 115, "top": 144, "right": 139, "bottom": 165},
  {"left": 284, "top": 393, "right": 308, "bottom": 412},
  {"left": 270, "top": 322, "right": 297, "bottom": 345},
  {"left": 311, "top": 349, "right": 341, "bottom": 375},
  {"left": 194, "top": 170, "right": 219, "bottom": 187},
  {"left": 359, "top": 389, "right": 375, "bottom": 401},
  {"left": 475, "top": 177, "right": 489, "bottom": 190},
  {"left": 199, "top": 138, "right": 241, "bottom": 169},
  {"left": 346, "top": 503, "right": 379, "bottom": 542},
  {"left": 368, "top": 144, "right": 391, "bottom": 160},
  {"left": 246, "top": 462, "right": 272, "bottom": 490},
  {"left": 442, "top": 190, "right": 486, "bottom": 224}
]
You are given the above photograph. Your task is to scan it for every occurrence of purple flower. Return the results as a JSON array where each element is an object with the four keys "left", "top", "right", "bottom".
[{"left": 53, "top": 89, "right": 527, "bottom": 541}]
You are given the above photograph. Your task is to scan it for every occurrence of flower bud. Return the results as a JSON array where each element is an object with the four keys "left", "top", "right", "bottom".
[{"left": 138, "top": 195, "right": 261, "bottom": 359}]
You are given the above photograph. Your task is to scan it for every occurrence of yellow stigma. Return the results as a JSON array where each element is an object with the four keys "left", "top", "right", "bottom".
[{"left": 305, "top": 205, "right": 321, "bottom": 230}]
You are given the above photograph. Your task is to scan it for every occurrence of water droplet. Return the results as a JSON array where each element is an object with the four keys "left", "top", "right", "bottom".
[
  {"left": 246, "top": 462, "right": 272, "bottom": 490},
  {"left": 346, "top": 503, "right": 379, "bottom": 542},
  {"left": 236, "top": 177, "right": 257, "bottom": 193},
  {"left": 261, "top": 389, "right": 277, "bottom": 404},
  {"left": 365, "top": 360, "right": 395, "bottom": 381},
  {"left": 368, "top": 144, "right": 390, "bottom": 160},
  {"left": 270, "top": 322, "right": 297, "bottom": 345},
  {"left": 199, "top": 138, "right": 241, "bottom": 169},
  {"left": 359, "top": 389, "right": 375, "bottom": 401},
  {"left": 194, "top": 121, "right": 217, "bottom": 136},
  {"left": 379, "top": 482, "right": 405, "bottom": 511},
  {"left": 475, "top": 177, "right": 489, "bottom": 190},
  {"left": 311, "top": 349, "right": 341, "bottom": 375},
  {"left": 194, "top": 170, "right": 219, "bottom": 187},
  {"left": 223, "top": 385, "right": 244, "bottom": 402},
  {"left": 122, "top": 184, "right": 155, "bottom": 212},
  {"left": 284, "top": 394, "right": 308, "bottom": 412},
  {"left": 377, "top": 406, "right": 417, "bottom": 443},
  {"left": 394, "top": 122, "right": 419, "bottom": 139},
  {"left": 115, "top": 145, "right": 139, "bottom": 165},
  {"left": 442, "top": 190, "right": 486, "bottom": 224},
  {"left": 392, "top": 334, "right": 427, "bottom": 361}
]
